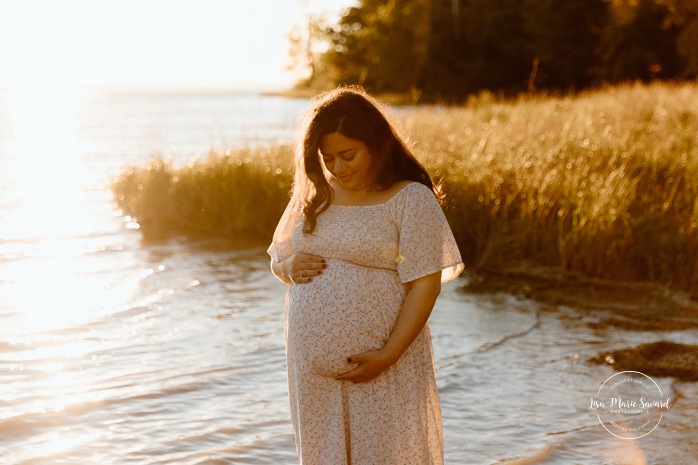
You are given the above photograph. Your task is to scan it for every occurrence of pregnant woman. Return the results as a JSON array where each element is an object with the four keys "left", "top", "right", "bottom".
[{"left": 268, "top": 87, "right": 463, "bottom": 465}]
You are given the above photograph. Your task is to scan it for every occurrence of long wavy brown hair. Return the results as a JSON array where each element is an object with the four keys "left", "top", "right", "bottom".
[{"left": 292, "top": 86, "right": 441, "bottom": 234}]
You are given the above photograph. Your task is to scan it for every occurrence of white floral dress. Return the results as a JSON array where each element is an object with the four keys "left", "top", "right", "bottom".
[{"left": 268, "top": 182, "right": 464, "bottom": 465}]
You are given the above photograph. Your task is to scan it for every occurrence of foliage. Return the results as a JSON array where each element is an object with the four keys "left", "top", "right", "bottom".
[
  {"left": 523, "top": 0, "right": 609, "bottom": 90},
  {"left": 290, "top": 0, "right": 698, "bottom": 99},
  {"left": 113, "top": 82, "right": 698, "bottom": 294},
  {"left": 600, "top": 0, "right": 681, "bottom": 82},
  {"left": 407, "top": 82, "right": 698, "bottom": 293},
  {"left": 113, "top": 146, "right": 293, "bottom": 242},
  {"left": 286, "top": 14, "right": 333, "bottom": 90},
  {"left": 321, "top": 0, "right": 430, "bottom": 95},
  {"left": 665, "top": 0, "right": 698, "bottom": 77},
  {"left": 424, "top": 0, "right": 532, "bottom": 98}
]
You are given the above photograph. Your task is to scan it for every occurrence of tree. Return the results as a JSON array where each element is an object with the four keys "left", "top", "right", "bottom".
[
  {"left": 423, "top": 0, "right": 533, "bottom": 99},
  {"left": 323, "top": 0, "right": 431, "bottom": 95},
  {"left": 292, "top": 0, "right": 696, "bottom": 98},
  {"left": 663, "top": 0, "right": 698, "bottom": 77},
  {"left": 322, "top": 6, "right": 370, "bottom": 87},
  {"left": 287, "top": 14, "right": 332, "bottom": 89},
  {"left": 523, "top": 0, "right": 610, "bottom": 90},
  {"left": 599, "top": 0, "right": 681, "bottom": 82}
]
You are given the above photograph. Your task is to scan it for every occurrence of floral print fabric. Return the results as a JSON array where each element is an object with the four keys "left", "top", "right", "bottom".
[{"left": 268, "top": 182, "right": 464, "bottom": 464}]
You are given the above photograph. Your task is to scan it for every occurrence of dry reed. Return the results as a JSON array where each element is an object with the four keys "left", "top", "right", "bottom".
[{"left": 113, "top": 81, "right": 698, "bottom": 293}]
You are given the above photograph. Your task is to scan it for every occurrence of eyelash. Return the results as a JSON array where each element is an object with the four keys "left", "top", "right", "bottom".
[{"left": 323, "top": 154, "right": 355, "bottom": 164}]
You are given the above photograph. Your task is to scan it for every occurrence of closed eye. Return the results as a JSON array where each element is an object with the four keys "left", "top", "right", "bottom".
[{"left": 321, "top": 149, "right": 357, "bottom": 164}]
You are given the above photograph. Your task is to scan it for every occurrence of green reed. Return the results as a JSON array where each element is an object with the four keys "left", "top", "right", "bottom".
[{"left": 113, "top": 81, "right": 698, "bottom": 293}]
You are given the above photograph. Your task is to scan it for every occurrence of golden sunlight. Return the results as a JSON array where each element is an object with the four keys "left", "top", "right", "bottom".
[
  {"left": 6, "top": 255, "right": 105, "bottom": 333},
  {"left": 2, "top": 89, "right": 93, "bottom": 240},
  {"left": 0, "top": 89, "right": 127, "bottom": 333},
  {"left": 0, "top": 0, "right": 352, "bottom": 89},
  {"left": 0, "top": 88, "right": 138, "bottom": 437}
]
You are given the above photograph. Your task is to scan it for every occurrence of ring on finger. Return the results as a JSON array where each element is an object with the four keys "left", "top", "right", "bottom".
[{"left": 300, "top": 269, "right": 304, "bottom": 278}]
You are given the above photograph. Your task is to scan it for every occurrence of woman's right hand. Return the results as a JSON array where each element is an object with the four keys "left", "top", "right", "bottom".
[{"left": 281, "top": 252, "right": 327, "bottom": 284}]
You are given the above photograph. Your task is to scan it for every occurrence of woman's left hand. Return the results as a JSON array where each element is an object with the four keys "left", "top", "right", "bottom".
[{"left": 336, "top": 348, "right": 395, "bottom": 383}]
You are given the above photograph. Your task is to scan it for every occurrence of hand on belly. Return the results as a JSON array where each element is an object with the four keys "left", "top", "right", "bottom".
[{"left": 286, "top": 264, "right": 403, "bottom": 378}]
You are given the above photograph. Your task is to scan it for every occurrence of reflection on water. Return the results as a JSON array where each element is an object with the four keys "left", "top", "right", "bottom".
[
  {"left": 0, "top": 89, "right": 696, "bottom": 464},
  {"left": 1, "top": 89, "right": 95, "bottom": 240}
]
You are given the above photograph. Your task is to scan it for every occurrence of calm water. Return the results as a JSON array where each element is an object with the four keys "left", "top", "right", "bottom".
[{"left": 0, "top": 89, "right": 696, "bottom": 464}]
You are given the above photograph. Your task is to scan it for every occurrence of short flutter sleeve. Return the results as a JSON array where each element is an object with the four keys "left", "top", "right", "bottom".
[
  {"left": 391, "top": 183, "right": 464, "bottom": 284},
  {"left": 267, "top": 196, "right": 302, "bottom": 263}
]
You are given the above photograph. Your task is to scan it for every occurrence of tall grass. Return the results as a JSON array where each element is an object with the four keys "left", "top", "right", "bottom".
[
  {"left": 113, "top": 82, "right": 698, "bottom": 293},
  {"left": 113, "top": 146, "right": 293, "bottom": 243}
]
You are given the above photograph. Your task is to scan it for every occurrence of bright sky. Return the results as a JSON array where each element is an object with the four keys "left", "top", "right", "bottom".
[{"left": 0, "top": 0, "right": 353, "bottom": 90}]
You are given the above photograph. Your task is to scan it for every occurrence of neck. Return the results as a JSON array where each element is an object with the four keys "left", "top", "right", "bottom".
[{"left": 331, "top": 180, "right": 374, "bottom": 202}]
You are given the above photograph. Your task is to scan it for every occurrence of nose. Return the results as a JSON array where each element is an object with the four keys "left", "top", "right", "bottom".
[{"left": 331, "top": 158, "right": 347, "bottom": 175}]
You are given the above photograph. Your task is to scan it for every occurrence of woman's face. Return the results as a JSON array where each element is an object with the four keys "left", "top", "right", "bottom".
[{"left": 319, "top": 132, "right": 373, "bottom": 191}]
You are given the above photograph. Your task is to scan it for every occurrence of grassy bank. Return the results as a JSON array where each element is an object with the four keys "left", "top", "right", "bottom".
[
  {"left": 113, "top": 82, "right": 698, "bottom": 294},
  {"left": 113, "top": 146, "right": 293, "bottom": 244}
]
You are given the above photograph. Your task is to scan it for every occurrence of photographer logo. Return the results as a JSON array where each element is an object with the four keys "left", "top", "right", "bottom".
[{"left": 589, "top": 370, "right": 671, "bottom": 439}]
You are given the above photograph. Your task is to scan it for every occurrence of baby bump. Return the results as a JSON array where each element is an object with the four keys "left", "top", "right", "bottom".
[{"left": 286, "top": 260, "right": 406, "bottom": 378}]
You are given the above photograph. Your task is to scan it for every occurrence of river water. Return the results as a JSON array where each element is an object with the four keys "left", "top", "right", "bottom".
[{"left": 0, "top": 88, "right": 696, "bottom": 464}]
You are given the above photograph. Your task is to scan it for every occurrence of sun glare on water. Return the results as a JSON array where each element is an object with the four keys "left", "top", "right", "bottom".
[
  {"left": 1, "top": 89, "right": 93, "bottom": 239},
  {"left": 0, "top": 87, "right": 147, "bottom": 329},
  {"left": 0, "top": 89, "right": 145, "bottom": 459},
  {"left": 0, "top": 89, "right": 117, "bottom": 329}
]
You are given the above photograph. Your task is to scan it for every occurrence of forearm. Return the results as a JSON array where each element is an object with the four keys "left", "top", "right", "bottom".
[
  {"left": 381, "top": 272, "right": 441, "bottom": 364},
  {"left": 271, "top": 258, "right": 292, "bottom": 285}
]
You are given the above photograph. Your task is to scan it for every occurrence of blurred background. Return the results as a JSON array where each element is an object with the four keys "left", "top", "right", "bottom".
[
  {"left": 1, "top": 1, "right": 697, "bottom": 464},
  {"left": 288, "top": 0, "right": 698, "bottom": 100}
]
